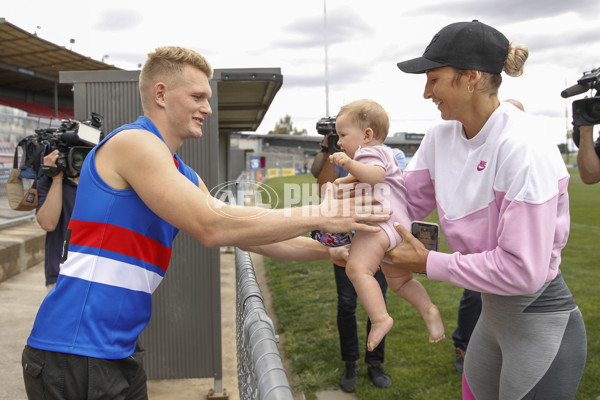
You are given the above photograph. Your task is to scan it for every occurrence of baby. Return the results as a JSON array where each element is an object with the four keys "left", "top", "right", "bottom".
[{"left": 330, "top": 99, "right": 444, "bottom": 351}]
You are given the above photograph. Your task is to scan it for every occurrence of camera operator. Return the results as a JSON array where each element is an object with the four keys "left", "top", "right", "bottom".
[
  {"left": 35, "top": 149, "right": 79, "bottom": 290},
  {"left": 311, "top": 133, "right": 332, "bottom": 178},
  {"left": 577, "top": 125, "right": 600, "bottom": 184}
]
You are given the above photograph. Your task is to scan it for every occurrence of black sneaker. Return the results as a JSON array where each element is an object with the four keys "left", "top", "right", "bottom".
[
  {"left": 340, "top": 361, "right": 359, "bottom": 393},
  {"left": 454, "top": 348, "right": 466, "bottom": 374},
  {"left": 367, "top": 362, "right": 392, "bottom": 388}
]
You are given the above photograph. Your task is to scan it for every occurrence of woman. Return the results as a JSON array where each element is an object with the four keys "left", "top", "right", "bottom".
[{"left": 389, "top": 20, "right": 587, "bottom": 399}]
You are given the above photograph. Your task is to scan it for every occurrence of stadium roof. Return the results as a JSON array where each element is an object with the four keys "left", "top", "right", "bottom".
[
  {"left": 0, "top": 18, "right": 283, "bottom": 131},
  {"left": 0, "top": 18, "right": 119, "bottom": 102}
]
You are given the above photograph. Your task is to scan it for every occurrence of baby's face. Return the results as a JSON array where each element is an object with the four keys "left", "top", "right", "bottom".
[{"left": 335, "top": 114, "right": 365, "bottom": 159}]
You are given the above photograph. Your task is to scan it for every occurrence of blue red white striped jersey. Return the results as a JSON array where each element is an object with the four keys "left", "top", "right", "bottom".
[{"left": 27, "top": 116, "right": 199, "bottom": 359}]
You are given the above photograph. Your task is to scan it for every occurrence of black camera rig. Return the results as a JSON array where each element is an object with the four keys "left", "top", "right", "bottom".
[
  {"left": 562, "top": 67, "right": 600, "bottom": 127},
  {"left": 561, "top": 68, "right": 600, "bottom": 153},
  {"left": 316, "top": 116, "right": 340, "bottom": 154},
  {"left": 21, "top": 112, "right": 104, "bottom": 178}
]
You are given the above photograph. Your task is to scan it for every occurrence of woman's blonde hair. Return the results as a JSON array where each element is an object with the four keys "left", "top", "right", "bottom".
[{"left": 503, "top": 42, "right": 529, "bottom": 77}]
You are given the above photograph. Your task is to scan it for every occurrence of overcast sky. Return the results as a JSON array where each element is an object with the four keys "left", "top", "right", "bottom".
[{"left": 5, "top": 0, "right": 600, "bottom": 144}]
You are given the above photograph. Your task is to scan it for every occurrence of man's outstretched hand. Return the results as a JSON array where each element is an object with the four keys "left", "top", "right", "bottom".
[{"left": 317, "top": 182, "right": 391, "bottom": 234}]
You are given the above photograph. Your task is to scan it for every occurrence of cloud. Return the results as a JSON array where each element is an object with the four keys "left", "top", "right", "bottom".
[
  {"left": 283, "top": 58, "right": 376, "bottom": 90},
  {"left": 273, "top": 7, "right": 373, "bottom": 50},
  {"left": 94, "top": 9, "right": 143, "bottom": 31},
  {"left": 404, "top": 0, "right": 600, "bottom": 24}
]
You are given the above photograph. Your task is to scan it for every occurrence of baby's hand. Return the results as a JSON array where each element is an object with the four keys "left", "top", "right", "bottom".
[{"left": 329, "top": 152, "right": 352, "bottom": 170}]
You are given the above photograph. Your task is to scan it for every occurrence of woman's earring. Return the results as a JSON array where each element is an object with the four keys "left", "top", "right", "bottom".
[{"left": 467, "top": 85, "right": 474, "bottom": 94}]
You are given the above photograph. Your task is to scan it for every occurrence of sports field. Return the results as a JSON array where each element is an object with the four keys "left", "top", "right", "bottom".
[{"left": 261, "top": 169, "right": 599, "bottom": 400}]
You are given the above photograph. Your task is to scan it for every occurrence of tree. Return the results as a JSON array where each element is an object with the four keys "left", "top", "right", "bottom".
[{"left": 268, "top": 114, "right": 307, "bottom": 135}]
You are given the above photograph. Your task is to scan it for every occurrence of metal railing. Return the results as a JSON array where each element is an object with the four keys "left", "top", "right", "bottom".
[{"left": 235, "top": 248, "right": 294, "bottom": 400}]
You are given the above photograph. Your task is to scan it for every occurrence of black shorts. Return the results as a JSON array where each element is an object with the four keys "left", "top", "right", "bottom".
[{"left": 22, "top": 344, "right": 147, "bottom": 400}]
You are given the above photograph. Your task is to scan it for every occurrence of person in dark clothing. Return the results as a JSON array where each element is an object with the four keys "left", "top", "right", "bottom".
[{"left": 35, "top": 149, "right": 78, "bottom": 290}]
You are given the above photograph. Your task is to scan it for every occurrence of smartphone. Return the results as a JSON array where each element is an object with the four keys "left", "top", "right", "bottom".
[{"left": 411, "top": 221, "right": 440, "bottom": 252}]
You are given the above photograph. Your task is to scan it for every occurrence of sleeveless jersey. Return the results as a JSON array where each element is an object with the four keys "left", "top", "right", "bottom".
[{"left": 27, "top": 116, "right": 199, "bottom": 359}]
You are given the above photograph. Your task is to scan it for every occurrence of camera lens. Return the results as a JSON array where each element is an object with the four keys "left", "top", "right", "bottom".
[
  {"left": 69, "top": 147, "right": 91, "bottom": 172},
  {"left": 584, "top": 99, "right": 600, "bottom": 122},
  {"left": 573, "top": 97, "right": 600, "bottom": 126},
  {"left": 327, "top": 134, "right": 341, "bottom": 154}
]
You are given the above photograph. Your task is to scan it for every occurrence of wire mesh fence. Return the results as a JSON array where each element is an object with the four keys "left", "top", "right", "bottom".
[{"left": 235, "top": 248, "right": 294, "bottom": 400}]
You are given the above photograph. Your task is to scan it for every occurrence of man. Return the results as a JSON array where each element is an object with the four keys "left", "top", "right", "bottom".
[
  {"left": 577, "top": 125, "right": 600, "bottom": 184},
  {"left": 313, "top": 132, "right": 406, "bottom": 392},
  {"left": 576, "top": 123, "right": 599, "bottom": 400},
  {"left": 22, "top": 47, "right": 389, "bottom": 400},
  {"left": 35, "top": 150, "right": 78, "bottom": 291}
]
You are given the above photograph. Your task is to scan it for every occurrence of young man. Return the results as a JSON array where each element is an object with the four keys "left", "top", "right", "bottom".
[{"left": 22, "top": 46, "right": 389, "bottom": 399}]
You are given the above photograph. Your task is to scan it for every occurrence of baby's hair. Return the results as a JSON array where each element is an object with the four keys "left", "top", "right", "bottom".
[{"left": 338, "top": 99, "right": 390, "bottom": 141}]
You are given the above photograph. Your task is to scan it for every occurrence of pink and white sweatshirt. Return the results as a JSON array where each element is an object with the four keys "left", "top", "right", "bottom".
[{"left": 404, "top": 102, "right": 570, "bottom": 295}]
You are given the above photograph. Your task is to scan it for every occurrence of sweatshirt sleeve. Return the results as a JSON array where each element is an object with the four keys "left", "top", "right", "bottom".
[{"left": 426, "top": 143, "right": 570, "bottom": 295}]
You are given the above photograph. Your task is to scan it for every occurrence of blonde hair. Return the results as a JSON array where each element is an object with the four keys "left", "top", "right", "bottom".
[
  {"left": 337, "top": 99, "right": 390, "bottom": 141},
  {"left": 139, "top": 46, "right": 213, "bottom": 108},
  {"left": 503, "top": 42, "right": 529, "bottom": 77}
]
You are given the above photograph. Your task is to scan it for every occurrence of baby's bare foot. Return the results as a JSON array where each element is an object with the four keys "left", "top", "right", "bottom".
[
  {"left": 423, "top": 304, "right": 445, "bottom": 343},
  {"left": 367, "top": 314, "right": 394, "bottom": 352}
]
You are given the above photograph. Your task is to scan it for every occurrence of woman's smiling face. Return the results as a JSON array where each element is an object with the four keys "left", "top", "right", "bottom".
[{"left": 424, "top": 66, "right": 469, "bottom": 122}]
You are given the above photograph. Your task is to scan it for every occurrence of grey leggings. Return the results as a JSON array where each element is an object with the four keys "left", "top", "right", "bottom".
[{"left": 464, "top": 274, "right": 587, "bottom": 400}]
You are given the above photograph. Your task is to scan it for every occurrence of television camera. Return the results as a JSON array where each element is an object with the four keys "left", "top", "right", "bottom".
[
  {"left": 315, "top": 116, "right": 340, "bottom": 154},
  {"left": 23, "top": 112, "right": 104, "bottom": 178},
  {"left": 561, "top": 68, "right": 600, "bottom": 153}
]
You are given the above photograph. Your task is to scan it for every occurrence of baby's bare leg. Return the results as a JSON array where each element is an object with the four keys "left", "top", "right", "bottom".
[
  {"left": 346, "top": 230, "right": 392, "bottom": 352},
  {"left": 381, "top": 264, "right": 445, "bottom": 343}
]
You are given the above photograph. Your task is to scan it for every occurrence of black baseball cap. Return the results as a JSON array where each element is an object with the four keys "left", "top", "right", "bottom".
[{"left": 397, "top": 20, "right": 509, "bottom": 74}]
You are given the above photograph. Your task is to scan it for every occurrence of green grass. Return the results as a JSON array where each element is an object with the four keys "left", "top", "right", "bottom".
[
  {"left": 260, "top": 171, "right": 600, "bottom": 400},
  {"left": 257, "top": 174, "right": 319, "bottom": 209}
]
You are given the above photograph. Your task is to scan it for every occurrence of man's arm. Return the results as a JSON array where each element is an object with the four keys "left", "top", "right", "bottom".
[
  {"left": 311, "top": 133, "right": 333, "bottom": 179},
  {"left": 243, "top": 237, "right": 327, "bottom": 260},
  {"left": 311, "top": 151, "right": 329, "bottom": 179},
  {"left": 317, "top": 161, "right": 340, "bottom": 195},
  {"left": 95, "top": 130, "right": 389, "bottom": 248},
  {"left": 36, "top": 151, "right": 64, "bottom": 232},
  {"left": 36, "top": 176, "right": 63, "bottom": 231},
  {"left": 577, "top": 125, "right": 600, "bottom": 184},
  {"left": 242, "top": 236, "right": 348, "bottom": 264}
]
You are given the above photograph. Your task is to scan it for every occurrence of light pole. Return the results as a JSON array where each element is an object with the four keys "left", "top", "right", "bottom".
[
  {"left": 324, "top": 0, "right": 330, "bottom": 117},
  {"left": 565, "top": 78, "right": 570, "bottom": 164}
]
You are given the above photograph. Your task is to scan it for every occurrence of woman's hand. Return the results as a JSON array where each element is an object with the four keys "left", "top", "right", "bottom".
[{"left": 383, "top": 223, "right": 429, "bottom": 274}]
